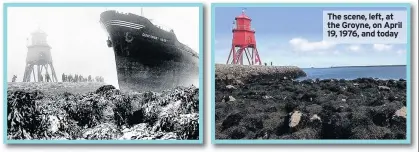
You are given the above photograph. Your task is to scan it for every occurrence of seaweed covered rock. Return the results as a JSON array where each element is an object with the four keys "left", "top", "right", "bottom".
[
  {"left": 120, "top": 123, "right": 178, "bottom": 140},
  {"left": 215, "top": 75, "right": 407, "bottom": 139},
  {"left": 83, "top": 123, "right": 121, "bottom": 140},
  {"left": 7, "top": 90, "right": 48, "bottom": 140},
  {"left": 7, "top": 83, "right": 200, "bottom": 140}
]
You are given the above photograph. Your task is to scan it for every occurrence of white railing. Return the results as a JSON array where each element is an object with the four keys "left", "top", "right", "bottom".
[
  {"left": 115, "top": 10, "right": 131, "bottom": 15},
  {"left": 111, "top": 10, "right": 174, "bottom": 33},
  {"left": 232, "top": 25, "right": 255, "bottom": 31},
  {"left": 149, "top": 19, "right": 173, "bottom": 33}
]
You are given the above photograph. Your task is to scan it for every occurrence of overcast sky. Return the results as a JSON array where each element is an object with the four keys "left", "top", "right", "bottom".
[{"left": 7, "top": 7, "right": 199, "bottom": 88}]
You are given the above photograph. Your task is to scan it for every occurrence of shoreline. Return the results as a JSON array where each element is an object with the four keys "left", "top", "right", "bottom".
[
  {"left": 7, "top": 83, "right": 199, "bottom": 140},
  {"left": 215, "top": 65, "right": 407, "bottom": 140}
]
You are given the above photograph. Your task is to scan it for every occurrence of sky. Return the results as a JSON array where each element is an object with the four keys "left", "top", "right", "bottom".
[
  {"left": 7, "top": 7, "right": 199, "bottom": 87},
  {"left": 214, "top": 7, "right": 408, "bottom": 68}
]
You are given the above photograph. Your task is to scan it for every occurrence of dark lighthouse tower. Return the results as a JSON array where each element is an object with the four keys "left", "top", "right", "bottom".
[
  {"left": 227, "top": 9, "right": 262, "bottom": 65},
  {"left": 22, "top": 28, "right": 58, "bottom": 82}
]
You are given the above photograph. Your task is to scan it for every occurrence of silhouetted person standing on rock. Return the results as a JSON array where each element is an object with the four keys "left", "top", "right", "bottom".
[
  {"left": 45, "top": 74, "right": 51, "bottom": 82},
  {"left": 68, "top": 74, "right": 73, "bottom": 82},
  {"left": 12, "top": 75, "right": 17, "bottom": 82},
  {"left": 62, "top": 73, "right": 66, "bottom": 82},
  {"left": 74, "top": 74, "right": 78, "bottom": 83},
  {"left": 39, "top": 75, "right": 43, "bottom": 82}
]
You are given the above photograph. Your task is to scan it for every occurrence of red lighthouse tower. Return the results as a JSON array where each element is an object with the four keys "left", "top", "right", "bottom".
[{"left": 226, "top": 9, "right": 261, "bottom": 65}]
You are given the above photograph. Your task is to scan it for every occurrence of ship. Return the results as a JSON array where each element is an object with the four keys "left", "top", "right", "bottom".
[{"left": 99, "top": 9, "right": 199, "bottom": 92}]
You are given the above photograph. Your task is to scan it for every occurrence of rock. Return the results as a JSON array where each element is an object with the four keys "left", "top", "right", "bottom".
[
  {"left": 394, "top": 106, "right": 406, "bottom": 118},
  {"left": 225, "top": 126, "right": 247, "bottom": 139},
  {"left": 229, "top": 96, "right": 236, "bottom": 102},
  {"left": 214, "top": 74, "right": 407, "bottom": 139},
  {"left": 305, "top": 104, "right": 323, "bottom": 114},
  {"left": 240, "top": 116, "right": 264, "bottom": 132},
  {"left": 262, "top": 95, "right": 273, "bottom": 99},
  {"left": 378, "top": 86, "right": 390, "bottom": 91},
  {"left": 279, "top": 128, "right": 320, "bottom": 139},
  {"left": 226, "top": 74, "right": 234, "bottom": 80},
  {"left": 160, "top": 132, "right": 178, "bottom": 140},
  {"left": 120, "top": 123, "right": 148, "bottom": 140},
  {"left": 48, "top": 115, "right": 60, "bottom": 133},
  {"left": 222, "top": 112, "right": 244, "bottom": 130},
  {"left": 235, "top": 80, "right": 244, "bottom": 85},
  {"left": 226, "top": 85, "right": 236, "bottom": 90},
  {"left": 289, "top": 111, "right": 302, "bottom": 128},
  {"left": 83, "top": 123, "right": 121, "bottom": 140},
  {"left": 95, "top": 85, "right": 116, "bottom": 94},
  {"left": 310, "top": 114, "right": 321, "bottom": 122}
]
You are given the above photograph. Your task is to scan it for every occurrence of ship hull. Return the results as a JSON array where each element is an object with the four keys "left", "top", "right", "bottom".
[
  {"left": 101, "top": 11, "right": 199, "bottom": 92},
  {"left": 115, "top": 56, "right": 198, "bottom": 92}
]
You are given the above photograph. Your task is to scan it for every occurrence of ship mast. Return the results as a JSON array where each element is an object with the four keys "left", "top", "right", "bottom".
[{"left": 141, "top": 7, "right": 143, "bottom": 16}]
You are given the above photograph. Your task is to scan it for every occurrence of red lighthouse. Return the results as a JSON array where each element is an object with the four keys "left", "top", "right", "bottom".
[{"left": 226, "top": 9, "right": 261, "bottom": 65}]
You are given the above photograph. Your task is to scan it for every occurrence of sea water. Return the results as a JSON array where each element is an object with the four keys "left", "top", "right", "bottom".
[{"left": 299, "top": 65, "right": 406, "bottom": 80}]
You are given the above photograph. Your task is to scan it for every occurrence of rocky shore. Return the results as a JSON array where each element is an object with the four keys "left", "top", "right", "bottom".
[
  {"left": 215, "top": 65, "right": 406, "bottom": 139},
  {"left": 7, "top": 82, "right": 199, "bottom": 140}
]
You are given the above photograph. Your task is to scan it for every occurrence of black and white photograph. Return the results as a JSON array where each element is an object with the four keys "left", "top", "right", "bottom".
[{"left": 6, "top": 5, "right": 201, "bottom": 142}]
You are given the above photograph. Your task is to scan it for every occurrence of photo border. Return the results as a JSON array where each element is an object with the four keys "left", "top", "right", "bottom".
[
  {"left": 211, "top": 3, "right": 411, "bottom": 145},
  {"left": 3, "top": 2, "right": 204, "bottom": 144}
]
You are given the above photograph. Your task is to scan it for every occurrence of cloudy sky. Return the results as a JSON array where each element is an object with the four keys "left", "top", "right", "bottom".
[
  {"left": 7, "top": 7, "right": 199, "bottom": 87},
  {"left": 214, "top": 7, "right": 408, "bottom": 68}
]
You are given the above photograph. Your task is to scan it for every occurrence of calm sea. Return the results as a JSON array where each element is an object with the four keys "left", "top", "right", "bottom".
[{"left": 299, "top": 65, "right": 407, "bottom": 80}]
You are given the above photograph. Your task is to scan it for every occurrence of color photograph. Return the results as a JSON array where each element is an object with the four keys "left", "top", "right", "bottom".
[
  {"left": 4, "top": 3, "right": 203, "bottom": 144},
  {"left": 212, "top": 4, "right": 411, "bottom": 144}
]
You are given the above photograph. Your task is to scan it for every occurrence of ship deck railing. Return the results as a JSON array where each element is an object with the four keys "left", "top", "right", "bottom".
[
  {"left": 180, "top": 44, "right": 198, "bottom": 57},
  {"left": 150, "top": 20, "right": 173, "bottom": 33}
]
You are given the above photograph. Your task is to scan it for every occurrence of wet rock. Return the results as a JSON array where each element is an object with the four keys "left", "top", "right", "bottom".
[
  {"left": 225, "top": 126, "right": 247, "bottom": 139},
  {"left": 305, "top": 104, "right": 323, "bottom": 114},
  {"left": 235, "top": 80, "right": 244, "bottom": 85},
  {"left": 226, "top": 85, "right": 236, "bottom": 90},
  {"left": 222, "top": 112, "right": 244, "bottom": 130},
  {"left": 394, "top": 106, "right": 406, "bottom": 118},
  {"left": 351, "top": 125, "right": 392, "bottom": 139},
  {"left": 7, "top": 83, "right": 199, "bottom": 140},
  {"left": 264, "top": 106, "right": 277, "bottom": 113},
  {"left": 48, "top": 115, "right": 60, "bottom": 133},
  {"left": 215, "top": 71, "right": 406, "bottom": 139},
  {"left": 95, "top": 85, "right": 116, "bottom": 94},
  {"left": 310, "top": 114, "right": 321, "bottom": 122},
  {"left": 229, "top": 96, "right": 236, "bottom": 102},
  {"left": 120, "top": 123, "right": 179, "bottom": 140},
  {"left": 378, "top": 86, "right": 390, "bottom": 91},
  {"left": 279, "top": 128, "right": 320, "bottom": 139},
  {"left": 262, "top": 95, "right": 273, "bottom": 99},
  {"left": 83, "top": 123, "right": 121, "bottom": 140},
  {"left": 240, "top": 116, "right": 264, "bottom": 132},
  {"left": 322, "top": 112, "right": 352, "bottom": 139},
  {"left": 372, "top": 102, "right": 403, "bottom": 127},
  {"left": 289, "top": 111, "right": 302, "bottom": 128}
]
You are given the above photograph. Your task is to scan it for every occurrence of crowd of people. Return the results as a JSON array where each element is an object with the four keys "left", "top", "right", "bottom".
[
  {"left": 62, "top": 73, "right": 104, "bottom": 83},
  {"left": 10, "top": 74, "right": 105, "bottom": 83}
]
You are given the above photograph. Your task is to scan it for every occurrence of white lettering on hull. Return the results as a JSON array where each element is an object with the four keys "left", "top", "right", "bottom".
[{"left": 142, "top": 33, "right": 167, "bottom": 42}]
